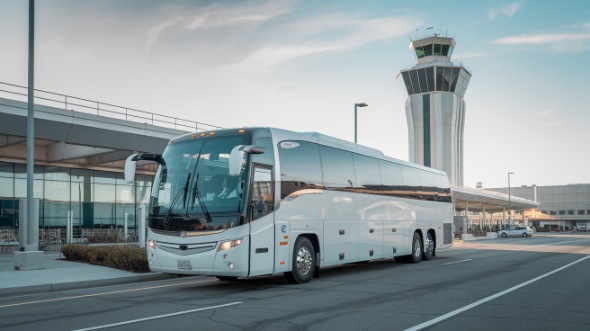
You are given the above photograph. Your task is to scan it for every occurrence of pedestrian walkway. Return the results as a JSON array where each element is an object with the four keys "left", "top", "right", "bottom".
[{"left": 0, "top": 252, "right": 170, "bottom": 297}]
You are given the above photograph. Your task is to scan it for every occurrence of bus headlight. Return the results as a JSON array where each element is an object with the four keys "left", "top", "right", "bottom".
[
  {"left": 148, "top": 239, "right": 156, "bottom": 250},
  {"left": 218, "top": 238, "right": 243, "bottom": 252}
]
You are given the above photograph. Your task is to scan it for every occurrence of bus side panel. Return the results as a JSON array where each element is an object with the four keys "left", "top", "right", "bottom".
[
  {"left": 248, "top": 214, "right": 275, "bottom": 277},
  {"left": 358, "top": 220, "right": 384, "bottom": 260},
  {"left": 274, "top": 189, "right": 324, "bottom": 273},
  {"left": 357, "top": 194, "right": 384, "bottom": 260},
  {"left": 323, "top": 220, "right": 358, "bottom": 266},
  {"left": 384, "top": 220, "right": 407, "bottom": 257},
  {"left": 274, "top": 220, "right": 291, "bottom": 273}
]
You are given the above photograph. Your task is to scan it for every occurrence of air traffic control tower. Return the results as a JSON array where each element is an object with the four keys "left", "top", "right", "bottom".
[{"left": 398, "top": 33, "right": 471, "bottom": 187}]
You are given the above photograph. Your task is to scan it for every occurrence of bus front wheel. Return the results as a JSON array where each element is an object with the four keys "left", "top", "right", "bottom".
[{"left": 285, "top": 236, "right": 315, "bottom": 284}]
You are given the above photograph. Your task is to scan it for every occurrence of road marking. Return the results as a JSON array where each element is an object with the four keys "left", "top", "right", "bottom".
[
  {"left": 0, "top": 278, "right": 214, "bottom": 309},
  {"left": 73, "top": 301, "right": 242, "bottom": 331},
  {"left": 444, "top": 259, "right": 472, "bottom": 265},
  {"left": 404, "top": 254, "right": 590, "bottom": 331},
  {"left": 534, "top": 239, "right": 590, "bottom": 247}
]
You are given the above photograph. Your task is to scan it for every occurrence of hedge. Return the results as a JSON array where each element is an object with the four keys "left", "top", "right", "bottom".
[{"left": 61, "top": 244, "right": 149, "bottom": 273}]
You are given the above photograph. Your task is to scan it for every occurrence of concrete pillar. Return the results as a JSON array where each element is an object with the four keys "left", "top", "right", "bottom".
[{"left": 16, "top": 198, "right": 43, "bottom": 270}]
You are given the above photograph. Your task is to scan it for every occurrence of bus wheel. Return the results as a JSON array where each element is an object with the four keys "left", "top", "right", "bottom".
[
  {"left": 285, "top": 236, "right": 315, "bottom": 284},
  {"left": 423, "top": 232, "right": 434, "bottom": 261},
  {"left": 215, "top": 276, "right": 238, "bottom": 281},
  {"left": 404, "top": 232, "right": 423, "bottom": 264}
]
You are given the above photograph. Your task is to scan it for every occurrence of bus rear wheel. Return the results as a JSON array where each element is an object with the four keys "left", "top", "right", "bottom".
[
  {"left": 285, "top": 236, "right": 315, "bottom": 284},
  {"left": 423, "top": 232, "right": 434, "bottom": 261},
  {"left": 402, "top": 232, "right": 423, "bottom": 263}
]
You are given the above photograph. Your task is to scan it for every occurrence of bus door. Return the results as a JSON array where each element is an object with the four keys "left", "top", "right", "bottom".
[{"left": 247, "top": 165, "right": 276, "bottom": 277}]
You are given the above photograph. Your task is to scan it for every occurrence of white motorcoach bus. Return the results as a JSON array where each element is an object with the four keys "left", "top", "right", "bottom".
[{"left": 125, "top": 127, "right": 453, "bottom": 283}]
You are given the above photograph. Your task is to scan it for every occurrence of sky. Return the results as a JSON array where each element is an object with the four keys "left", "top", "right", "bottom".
[{"left": 1, "top": 0, "right": 590, "bottom": 189}]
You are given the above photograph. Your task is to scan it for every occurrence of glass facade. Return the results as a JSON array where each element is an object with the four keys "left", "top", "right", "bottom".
[
  {"left": 0, "top": 162, "right": 153, "bottom": 230},
  {"left": 401, "top": 66, "right": 471, "bottom": 98},
  {"left": 414, "top": 43, "right": 453, "bottom": 59}
]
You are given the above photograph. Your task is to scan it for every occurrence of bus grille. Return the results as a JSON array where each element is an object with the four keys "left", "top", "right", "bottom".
[{"left": 157, "top": 242, "right": 217, "bottom": 256}]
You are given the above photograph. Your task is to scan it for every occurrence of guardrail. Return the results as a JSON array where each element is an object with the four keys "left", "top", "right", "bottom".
[{"left": 0, "top": 81, "right": 222, "bottom": 132}]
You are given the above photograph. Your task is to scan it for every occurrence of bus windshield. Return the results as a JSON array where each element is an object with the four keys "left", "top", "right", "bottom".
[{"left": 149, "top": 134, "right": 251, "bottom": 233}]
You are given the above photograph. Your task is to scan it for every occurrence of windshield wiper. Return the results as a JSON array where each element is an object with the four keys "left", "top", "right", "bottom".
[
  {"left": 191, "top": 174, "right": 213, "bottom": 223},
  {"left": 163, "top": 173, "right": 191, "bottom": 225}
]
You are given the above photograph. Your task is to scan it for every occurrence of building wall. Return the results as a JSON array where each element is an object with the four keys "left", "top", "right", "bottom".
[
  {"left": 406, "top": 92, "right": 465, "bottom": 186},
  {"left": 488, "top": 184, "right": 590, "bottom": 223}
]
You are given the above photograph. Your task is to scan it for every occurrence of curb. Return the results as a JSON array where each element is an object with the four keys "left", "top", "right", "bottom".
[{"left": 0, "top": 272, "right": 176, "bottom": 297}]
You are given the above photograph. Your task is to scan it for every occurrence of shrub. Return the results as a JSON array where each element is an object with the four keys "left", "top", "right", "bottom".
[{"left": 61, "top": 244, "right": 149, "bottom": 273}]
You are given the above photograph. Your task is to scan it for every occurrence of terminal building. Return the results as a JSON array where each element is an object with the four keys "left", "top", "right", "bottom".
[
  {"left": 0, "top": 82, "right": 217, "bottom": 244},
  {"left": 487, "top": 184, "right": 590, "bottom": 231}
]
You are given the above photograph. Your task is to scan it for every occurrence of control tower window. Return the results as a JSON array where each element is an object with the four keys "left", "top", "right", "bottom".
[
  {"left": 433, "top": 44, "right": 442, "bottom": 56},
  {"left": 441, "top": 44, "right": 449, "bottom": 56},
  {"left": 426, "top": 67, "right": 434, "bottom": 92},
  {"left": 415, "top": 47, "right": 425, "bottom": 58},
  {"left": 401, "top": 71, "right": 415, "bottom": 95},
  {"left": 423, "top": 44, "right": 433, "bottom": 57}
]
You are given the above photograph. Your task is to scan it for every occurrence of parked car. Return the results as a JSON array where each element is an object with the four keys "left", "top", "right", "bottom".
[{"left": 498, "top": 226, "right": 534, "bottom": 238}]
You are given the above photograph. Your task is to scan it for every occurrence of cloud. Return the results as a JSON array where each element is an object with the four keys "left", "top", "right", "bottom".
[
  {"left": 238, "top": 16, "right": 420, "bottom": 71},
  {"left": 144, "top": 2, "right": 421, "bottom": 72},
  {"left": 492, "top": 31, "right": 590, "bottom": 53},
  {"left": 488, "top": 3, "right": 522, "bottom": 20},
  {"left": 146, "top": 1, "right": 294, "bottom": 50},
  {"left": 536, "top": 110, "right": 553, "bottom": 117}
]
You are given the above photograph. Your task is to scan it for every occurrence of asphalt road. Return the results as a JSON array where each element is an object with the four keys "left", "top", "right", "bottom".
[{"left": 1, "top": 232, "right": 590, "bottom": 331}]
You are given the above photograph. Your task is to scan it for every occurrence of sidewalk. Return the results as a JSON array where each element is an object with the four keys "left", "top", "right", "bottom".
[{"left": 0, "top": 252, "right": 172, "bottom": 297}]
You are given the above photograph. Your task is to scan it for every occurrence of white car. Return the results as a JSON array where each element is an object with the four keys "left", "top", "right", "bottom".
[{"left": 498, "top": 226, "right": 534, "bottom": 238}]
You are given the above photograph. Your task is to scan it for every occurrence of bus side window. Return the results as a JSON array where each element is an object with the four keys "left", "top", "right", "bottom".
[{"left": 251, "top": 166, "right": 273, "bottom": 220}]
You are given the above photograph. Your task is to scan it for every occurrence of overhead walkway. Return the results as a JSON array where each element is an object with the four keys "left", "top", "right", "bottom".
[{"left": 0, "top": 82, "right": 221, "bottom": 172}]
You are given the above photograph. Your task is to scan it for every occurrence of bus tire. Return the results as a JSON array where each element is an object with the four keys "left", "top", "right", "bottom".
[
  {"left": 285, "top": 236, "right": 315, "bottom": 284},
  {"left": 423, "top": 232, "right": 434, "bottom": 261},
  {"left": 404, "top": 232, "right": 423, "bottom": 264}
]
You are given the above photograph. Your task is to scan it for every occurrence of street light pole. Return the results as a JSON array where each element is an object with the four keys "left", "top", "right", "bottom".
[
  {"left": 354, "top": 103, "right": 367, "bottom": 143},
  {"left": 508, "top": 172, "right": 514, "bottom": 227}
]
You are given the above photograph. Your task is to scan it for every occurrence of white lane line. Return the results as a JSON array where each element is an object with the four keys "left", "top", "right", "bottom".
[
  {"left": 0, "top": 278, "right": 214, "bottom": 309},
  {"left": 534, "top": 239, "right": 590, "bottom": 247},
  {"left": 444, "top": 259, "right": 472, "bottom": 265},
  {"left": 73, "top": 301, "right": 242, "bottom": 331},
  {"left": 405, "top": 255, "right": 590, "bottom": 331}
]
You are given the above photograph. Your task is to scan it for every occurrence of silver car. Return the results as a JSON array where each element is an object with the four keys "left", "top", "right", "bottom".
[{"left": 498, "top": 226, "right": 534, "bottom": 238}]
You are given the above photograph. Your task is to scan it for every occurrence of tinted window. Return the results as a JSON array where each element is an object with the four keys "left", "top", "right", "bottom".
[
  {"left": 352, "top": 154, "right": 381, "bottom": 192},
  {"left": 423, "top": 44, "right": 432, "bottom": 57},
  {"left": 379, "top": 160, "right": 403, "bottom": 189},
  {"left": 278, "top": 141, "right": 323, "bottom": 199},
  {"left": 251, "top": 166, "right": 273, "bottom": 220},
  {"left": 426, "top": 67, "right": 435, "bottom": 93},
  {"left": 418, "top": 68, "right": 428, "bottom": 93},
  {"left": 319, "top": 146, "right": 355, "bottom": 189},
  {"left": 401, "top": 71, "right": 414, "bottom": 95},
  {"left": 401, "top": 166, "right": 421, "bottom": 187}
]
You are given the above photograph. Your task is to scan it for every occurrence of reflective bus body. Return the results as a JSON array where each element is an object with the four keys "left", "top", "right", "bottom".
[{"left": 125, "top": 127, "right": 453, "bottom": 283}]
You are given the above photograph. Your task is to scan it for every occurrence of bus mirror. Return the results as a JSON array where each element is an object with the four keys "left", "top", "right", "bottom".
[
  {"left": 124, "top": 153, "right": 163, "bottom": 183},
  {"left": 229, "top": 145, "right": 265, "bottom": 176},
  {"left": 124, "top": 154, "right": 139, "bottom": 184}
]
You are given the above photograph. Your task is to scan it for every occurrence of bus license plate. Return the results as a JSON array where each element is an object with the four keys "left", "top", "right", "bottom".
[{"left": 177, "top": 260, "right": 192, "bottom": 270}]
